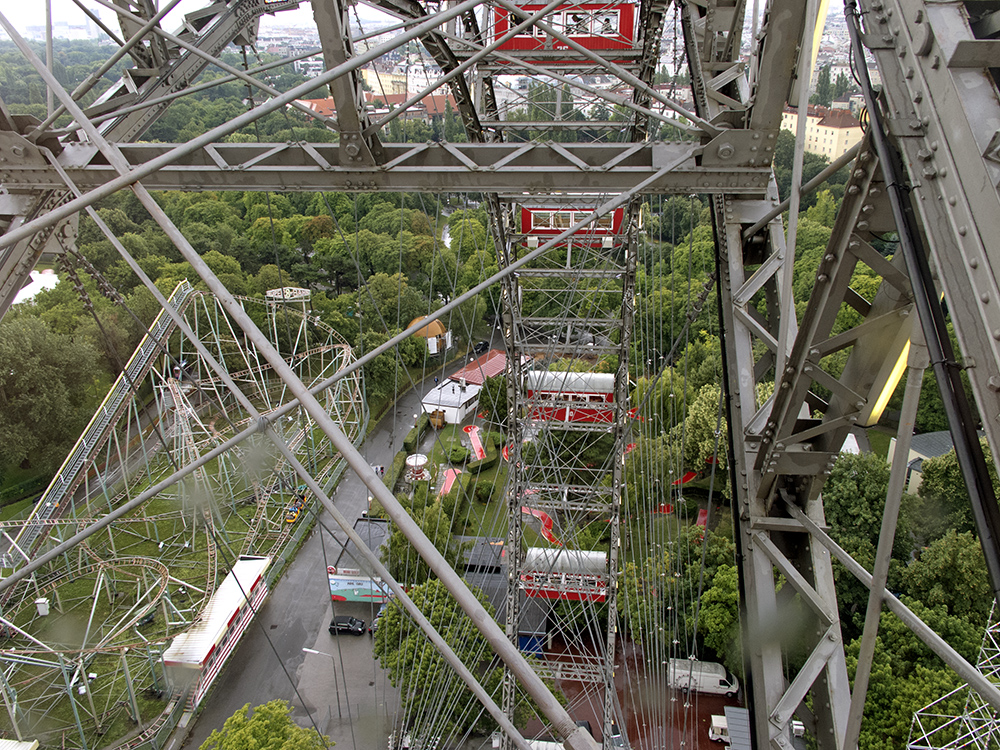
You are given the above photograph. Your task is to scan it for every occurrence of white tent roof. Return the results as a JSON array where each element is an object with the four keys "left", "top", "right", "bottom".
[{"left": 13, "top": 270, "right": 59, "bottom": 305}]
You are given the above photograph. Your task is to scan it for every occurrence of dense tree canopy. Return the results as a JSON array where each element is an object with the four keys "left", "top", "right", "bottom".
[
  {"left": 199, "top": 700, "right": 328, "bottom": 750},
  {"left": 0, "top": 315, "right": 107, "bottom": 474},
  {"left": 373, "top": 579, "right": 547, "bottom": 735}
]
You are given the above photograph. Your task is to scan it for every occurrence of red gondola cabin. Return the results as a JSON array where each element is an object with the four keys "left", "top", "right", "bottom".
[
  {"left": 521, "top": 206, "right": 625, "bottom": 247},
  {"left": 493, "top": 3, "right": 636, "bottom": 53},
  {"left": 526, "top": 370, "right": 616, "bottom": 423}
]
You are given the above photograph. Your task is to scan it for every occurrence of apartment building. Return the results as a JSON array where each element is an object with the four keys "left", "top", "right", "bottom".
[{"left": 780, "top": 103, "right": 863, "bottom": 160}]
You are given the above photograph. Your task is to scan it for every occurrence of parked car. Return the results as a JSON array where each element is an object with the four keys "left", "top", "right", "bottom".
[
  {"left": 709, "top": 715, "right": 731, "bottom": 744},
  {"left": 710, "top": 714, "right": 802, "bottom": 743},
  {"left": 329, "top": 616, "right": 365, "bottom": 635},
  {"left": 607, "top": 725, "right": 627, "bottom": 749},
  {"left": 474, "top": 340, "right": 490, "bottom": 354},
  {"left": 369, "top": 604, "right": 388, "bottom": 635}
]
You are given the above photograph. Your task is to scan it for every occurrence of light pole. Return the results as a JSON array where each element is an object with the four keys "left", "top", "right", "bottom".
[{"left": 302, "top": 647, "right": 342, "bottom": 718}]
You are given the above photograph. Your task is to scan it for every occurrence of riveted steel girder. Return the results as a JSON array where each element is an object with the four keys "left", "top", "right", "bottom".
[
  {"left": 1, "top": 140, "right": 771, "bottom": 197},
  {"left": 854, "top": 0, "right": 1000, "bottom": 515}
]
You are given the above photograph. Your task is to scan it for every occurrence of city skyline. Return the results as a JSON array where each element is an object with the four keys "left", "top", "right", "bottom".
[{"left": 0, "top": 1, "right": 391, "bottom": 39}]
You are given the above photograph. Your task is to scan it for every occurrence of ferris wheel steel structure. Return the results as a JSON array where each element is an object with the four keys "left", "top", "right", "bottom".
[{"left": 1, "top": 0, "right": 1000, "bottom": 749}]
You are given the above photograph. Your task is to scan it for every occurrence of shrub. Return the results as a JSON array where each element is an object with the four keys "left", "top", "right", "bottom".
[
  {"left": 483, "top": 430, "right": 503, "bottom": 448},
  {"left": 680, "top": 495, "right": 701, "bottom": 517},
  {"left": 384, "top": 451, "right": 408, "bottom": 493},
  {"left": 403, "top": 413, "right": 432, "bottom": 453},
  {"left": 442, "top": 479, "right": 467, "bottom": 519},
  {"left": 371, "top": 492, "right": 410, "bottom": 518},
  {"left": 448, "top": 445, "right": 470, "bottom": 463},
  {"left": 474, "top": 480, "right": 494, "bottom": 504},
  {"left": 467, "top": 449, "right": 498, "bottom": 472},
  {"left": 412, "top": 480, "right": 430, "bottom": 513}
]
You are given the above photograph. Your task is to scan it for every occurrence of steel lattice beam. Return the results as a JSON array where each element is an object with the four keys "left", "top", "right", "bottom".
[{"left": 0, "top": 139, "right": 772, "bottom": 197}]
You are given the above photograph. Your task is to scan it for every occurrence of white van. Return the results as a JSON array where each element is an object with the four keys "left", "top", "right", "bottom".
[{"left": 667, "top": 658, "right": 740, "bottom": 696}]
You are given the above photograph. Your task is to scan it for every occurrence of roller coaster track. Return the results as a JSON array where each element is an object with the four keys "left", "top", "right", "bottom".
[
  {"left": 200, "top": 343, "right": 341, "bottom": 386},
  {"left": 240, "top": 426, "right": 310, "bottom": 557},
  {"left": 162, "top": 378, "right": 221, "bottom": 607},
  {"left": 0, "top": 553, "right": 170, "bottom": 654},
  {"left": 0, "top": 281, "right": 197, "bottom": 570}
]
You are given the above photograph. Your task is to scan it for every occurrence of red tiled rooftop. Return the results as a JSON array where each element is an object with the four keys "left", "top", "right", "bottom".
[
  {"left": 816, "top": 107, "right": 860, "bottom": 128},
  {"left": 783, "top": 104, "right": 860, "bottom": 128},
  {"left": 364, "top": 92, "right": 456, "bottom": 115},
  {"left": 450, "top": 349, "right": 506, "bottom": 386},
  {"left": 297, "top": 97, "right": 337, "bottom": 117}
]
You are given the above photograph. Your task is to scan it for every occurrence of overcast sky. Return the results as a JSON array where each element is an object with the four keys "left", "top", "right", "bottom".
[
  {"left": 2, "top": 0, "right": 846, "bottom": 41},
  {"left": 1, "top": 1, "right": 335, "bottom": 34}
]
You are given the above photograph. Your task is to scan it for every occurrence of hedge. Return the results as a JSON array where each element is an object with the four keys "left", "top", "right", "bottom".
[
  {"left": 369, "top": 491, "right": 409, "bottom": 520},
  {"left": 403, "top": 413, "right": 432, "bottom": 453},
  {"left": 384, "top": 450, "right": 408, "bottom": 493},
  {"left": 482, "top": 430, "right": 503, "bottom": 448},
  {"left": 438, "top": 435, "right": 470, "bottom": 464},
  {"left": 0, "top": 476, "right": 47, "bottom": 507},
  {"left": 466, "top": 439, "right": 499, "bottom": 472}
]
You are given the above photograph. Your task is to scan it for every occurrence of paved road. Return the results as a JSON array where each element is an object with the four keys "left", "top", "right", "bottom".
[{"left": 177, "top": 352, "right": 486, "bottom": 750}]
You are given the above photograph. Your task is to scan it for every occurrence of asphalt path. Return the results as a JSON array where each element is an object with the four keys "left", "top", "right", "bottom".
[{"left": 177, "top": 349, "right": 489, "bottom": 750}]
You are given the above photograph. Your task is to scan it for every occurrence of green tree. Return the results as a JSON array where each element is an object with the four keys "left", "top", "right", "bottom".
[
  {"left": 0, "top": 315, "right": 106, "bottom": 474},
  {"left": 912, "top": 443, "right": 997, "bottom": 542},
  {"left": 822, "top": 452, "right": 908, "bottom": 637},
  {"left": 669, "top": 383, "right": 725, "bottom": 474},
  {"left": 903, "top": 530, "right": 991, "bottom": 622},
  {"left": 180, "top": 198, "right": 243, "bottom": 231},
  {"left": 811, "top": 64, "right": 832, "bottom": 107},
  {"left": 771, "top": 130, "right": 850, "bottom": 207},
  {"left": 619, "top": 549, "right": 673, "bottom": 650},
  {"left": 199, "top": 700, "right": 327, "bottom": 750},
  {"left": 449, "top": 216, "right": 488, "bottom": 257},
  {"left": 804, "top": 189, "right": 838, "bottom": 228},
  {"left": 478, "top": 375, "right": 509, "bottom": 427},
  {"left": 356, "top": 272, "right": 427, "bottom": 329},
  {"left": 373, "top": 579, "right": 546, "bottom": 735},
  {"left": 649, "top": 195, "right": 698, "bottom": 245},
  {"left": 622, "top": 433, "right": 681, "bottom": 513},
  {"left": 382, "top": 501, "right": 459, "bottom": 586},
  {"left": 845, "top": 634, "right": 962, "bottom": 750},
  {"left": 358, "top": 201, "right": 432, "bottom": 237},
  {"left": 356, "top": 328, "right": 405, "bottom": 405},
  {"left": 313, "top": 235, "right": 362, "bottom": 293},
  {"left": 833, "top": 72, "right": 852, "bottom": 100},
  {"left": 696, "top": 563, "right": 742, "bottom": 674}
]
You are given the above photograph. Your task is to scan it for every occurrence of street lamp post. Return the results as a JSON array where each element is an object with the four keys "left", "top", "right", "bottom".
[{"left": 302, "top": 647, "right": 342, "bottom": 718}]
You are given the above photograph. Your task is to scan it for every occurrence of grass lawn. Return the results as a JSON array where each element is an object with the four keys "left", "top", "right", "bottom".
[
  {"left": 0, "top": 496, "right": 39, "bottom": 522},
  {"left": 463, "top": 494, "right": 508, "bottom": 538},
  {"left": 868, "top": 429, "right": 892, "bottom": 460},
  {"left": 0, "top": 466, "right": 46, "bottom": 492},
  {"left": 461, "top": 495, "right": 547, "bottom": 548},
  {"left": 428, "top": 424, "right": 468, "bottom": 464}
]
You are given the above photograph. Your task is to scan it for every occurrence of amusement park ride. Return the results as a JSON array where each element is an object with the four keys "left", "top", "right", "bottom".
[{"left": 0, "top": 0, "right": 999, "bottom": 748}]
